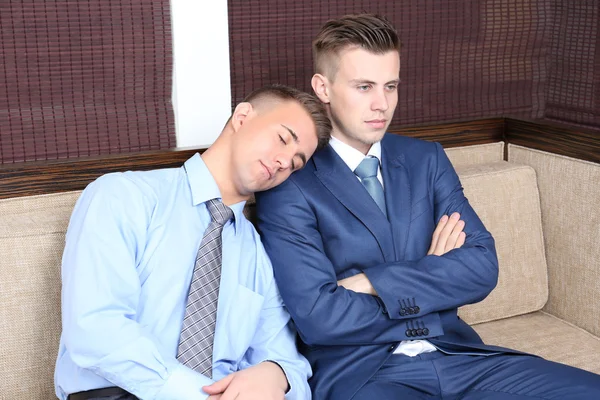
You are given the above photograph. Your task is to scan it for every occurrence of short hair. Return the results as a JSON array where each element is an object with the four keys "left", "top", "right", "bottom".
[
  {"left": 313, "top": 14, "right": 401, "bottom": 79},
  {"left": 242, "top": 84, "right": 332, "bottom": 151}
]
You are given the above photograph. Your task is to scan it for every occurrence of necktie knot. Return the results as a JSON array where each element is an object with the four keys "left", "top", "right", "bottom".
[
  {"left": 354, "top": 156, "right": 380, "bottom": 179},
  {"left": 206, "top": 198, "right": 233, "bottom": 226}
]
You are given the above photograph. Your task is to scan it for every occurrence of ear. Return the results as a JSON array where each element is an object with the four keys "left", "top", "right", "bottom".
[
  {"left": 230, "top": 102, "right": 254, "bottom": 132},
  {"left": 311, "top": 74, "right": 330, "bottom": 104}
]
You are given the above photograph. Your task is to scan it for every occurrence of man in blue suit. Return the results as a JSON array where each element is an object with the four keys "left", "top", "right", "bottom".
[{"left": 256, "top": 14, "right": 600, "bottom": 399}]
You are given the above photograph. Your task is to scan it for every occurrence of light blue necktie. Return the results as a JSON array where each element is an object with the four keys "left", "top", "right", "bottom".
[{"left": 354, "top": 156, "right": 387, "bottom": 217}]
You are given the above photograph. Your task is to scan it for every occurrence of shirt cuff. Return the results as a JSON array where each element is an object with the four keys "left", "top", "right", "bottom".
[{"left": 154, "top": 363, "right": 214, "bottom": 400}]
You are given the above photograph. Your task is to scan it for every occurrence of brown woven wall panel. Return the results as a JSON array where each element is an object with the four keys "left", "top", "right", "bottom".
[
  {"left": 0, "top": 0, "right": 175, "bottom": 164},
  {"left": 545, "top": 0, "right": 600, "bottom": 130},
  {"left": 228, "top": 0, "right": 549, "bottom": 129}
]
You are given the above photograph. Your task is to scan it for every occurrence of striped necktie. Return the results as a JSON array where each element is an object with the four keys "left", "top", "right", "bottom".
[{"left": 177, "top": 198, "right": 233, "bottom": 377}]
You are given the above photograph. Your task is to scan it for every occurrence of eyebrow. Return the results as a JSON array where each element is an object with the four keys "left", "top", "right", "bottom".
[
  {"left": 281, "top": 124, "right": 298, "bottom": 142},
  {"left": 281, "top": 124, "right": 306, "bottom": 168},
  {"left": 349, "top": 78, "right": 401, "bottom": 85}
]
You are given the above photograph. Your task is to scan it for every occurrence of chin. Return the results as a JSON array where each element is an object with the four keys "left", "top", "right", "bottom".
[{"left": 361, "top": 132, "right": 386, "bottom": 145}]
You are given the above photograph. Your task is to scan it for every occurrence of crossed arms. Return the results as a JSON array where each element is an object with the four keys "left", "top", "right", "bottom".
[{"left": 338, "top": 212, "right": 467, "bottom": 295}]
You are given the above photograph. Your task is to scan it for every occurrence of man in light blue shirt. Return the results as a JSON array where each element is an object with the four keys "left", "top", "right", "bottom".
[{"left": 55, "top": 84, "right": 331, "bottom": 400}]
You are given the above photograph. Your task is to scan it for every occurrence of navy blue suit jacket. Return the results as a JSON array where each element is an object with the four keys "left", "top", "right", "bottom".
[{"left": 256, "top": 134, "right": 519, "bottom": 400}]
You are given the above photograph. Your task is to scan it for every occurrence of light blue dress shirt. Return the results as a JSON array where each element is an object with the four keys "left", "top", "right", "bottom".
[{"left": 55, "top": 154, "right": 311, "bottom": 400}]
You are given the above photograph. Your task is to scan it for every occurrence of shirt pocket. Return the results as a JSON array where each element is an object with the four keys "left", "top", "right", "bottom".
[{"left": 225, "top": 284, "right": 265, "bottom": 358}]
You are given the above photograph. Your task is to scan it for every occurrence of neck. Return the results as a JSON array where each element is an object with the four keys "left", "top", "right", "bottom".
[
  {"left": 201, "top": 137, "right": 249, "bottom": 206},
  {"left": 331, "top": 131, "right": 372, "bottom": 155}
]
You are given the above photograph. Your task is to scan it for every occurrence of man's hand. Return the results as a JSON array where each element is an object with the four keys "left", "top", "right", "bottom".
[
  {"left": 337, "top": 273, "right": 377, "bottom": 296},
  {"left": 427, "top": 212, "right": 466, "bottom": 256},
  {"left": 203, "top": 361, "right": 288, "bottom": 400}
]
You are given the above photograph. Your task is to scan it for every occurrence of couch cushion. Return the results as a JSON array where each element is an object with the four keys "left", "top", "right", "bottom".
[
  {"left": 456, "top": 162, "right": 548, "bottom": 324},
  {"left": 473, "top": 311, "right": 600, "bottom": 375},
  {"left": 0, "top": 191, "right": 81, "bottom": 398}
]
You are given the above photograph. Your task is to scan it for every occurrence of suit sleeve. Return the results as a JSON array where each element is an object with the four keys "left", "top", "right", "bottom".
[{"left": 362, "top": 142, "right": 499, "bottom": 319}]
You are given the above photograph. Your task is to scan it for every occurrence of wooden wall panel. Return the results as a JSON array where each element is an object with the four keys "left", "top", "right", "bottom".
[
  {"left": 0, "top": 149, "right": 199, "bottom": 200},
  {"left": 505, "top": 119, "right": 600, "bottom": 164},
  {"left": 391, "top": 118, "right": 505, "bottom": 147}
]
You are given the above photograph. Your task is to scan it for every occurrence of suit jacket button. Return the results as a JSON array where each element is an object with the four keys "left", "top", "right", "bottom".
[
  {"left": 405, "top": 329, "right": 413, "bottom": 337},
  {"left": 416, "top": 328, "right": 424, "bottom": 336},
  {"left": 414, "top": 306, "right": 420, "bottom": 313},
  {"left": 400, "top": 309, "right": 407, "bottom": 316},
  {"left": 423, "top": 328, "right": 429, "bottom": 335},
  {"left": 388, "top": 344, "right": 396, "bottom": 352},
  {"left": 411, "top": 329, "right": 418, "bottom": 336}
]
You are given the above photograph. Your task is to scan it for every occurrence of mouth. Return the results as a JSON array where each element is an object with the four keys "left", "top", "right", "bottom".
[
  {"left": 365, "top": 119, "right": 387, "bottom": 129},
  {"left": 260, "top": 162, "right": 273, "bottom": 179}
]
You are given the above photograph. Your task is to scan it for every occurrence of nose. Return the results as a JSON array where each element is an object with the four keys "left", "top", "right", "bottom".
[
  {"left": 371, "top": 89, "right": 389, "bottom": 112},
  {"left": 275, "top": 151, "right": 292, "bottom": 170}
]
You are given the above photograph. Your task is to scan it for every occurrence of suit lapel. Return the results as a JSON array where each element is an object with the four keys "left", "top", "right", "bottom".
[
  {"left": 381, "top": 137, "right": 411, "bottom": 260},
  {"left": 313, "top": 146, "right": 395, "bottom": 262}
]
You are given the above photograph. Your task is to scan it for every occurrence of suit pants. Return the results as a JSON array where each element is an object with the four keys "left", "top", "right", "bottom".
[{"left": 352, "top": 351, "right": 600, "bottom": 399}]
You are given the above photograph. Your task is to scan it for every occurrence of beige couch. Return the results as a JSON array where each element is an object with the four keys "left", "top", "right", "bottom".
[{"left": 1, "top": 142, "right": 599, "bottom": 398}]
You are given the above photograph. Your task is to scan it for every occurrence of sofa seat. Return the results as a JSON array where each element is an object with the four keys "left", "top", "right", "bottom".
[{"left": 473, "top": 311, "right": 600, "bottom": 374}]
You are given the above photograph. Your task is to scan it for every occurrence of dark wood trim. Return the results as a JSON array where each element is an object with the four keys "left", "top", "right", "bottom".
[
  {"left": 505, "top": 118, "right": 600, "bottom": 164},
  {"left": 4, "top": 117, "right": 598, "bottom": 200},
  {"left": 1, "top": 119, "right": 506, "bottom": 200},
  {"left": 0, "top": 148, "right": 202, "bottom": 199},
  {"left": 390, "top": 118, "right": 505, "bottom": 148}
]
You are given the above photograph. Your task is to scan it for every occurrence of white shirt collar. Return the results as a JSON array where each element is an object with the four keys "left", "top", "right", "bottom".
[{"left": 329, "top": 135, "right": 382, "bottom": 173}]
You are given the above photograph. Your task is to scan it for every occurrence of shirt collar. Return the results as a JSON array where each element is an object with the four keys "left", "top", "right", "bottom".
[
  {"left": 328, "top": 135, "right": 382, "bottom": 172},
  {"left": 184, "top": 153, "right": 246, "bottom": 233}
]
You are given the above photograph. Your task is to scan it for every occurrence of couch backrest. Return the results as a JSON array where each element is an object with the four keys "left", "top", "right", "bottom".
[
  {"left": 445, "top": 141, "right": 505, "bottom": 168},
  {"left": 509, "top": 144, "right": 600, "bottom": 337},
  {"left": 0, "top": 191, "right": 81, "bottom": 398}
]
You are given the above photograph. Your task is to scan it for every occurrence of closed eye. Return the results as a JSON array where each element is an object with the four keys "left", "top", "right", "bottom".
[{"left": 279, "top": 134, "right": 286, "bottom": 145}]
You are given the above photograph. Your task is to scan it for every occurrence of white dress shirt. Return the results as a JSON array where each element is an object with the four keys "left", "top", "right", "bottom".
[{"left": 329, "top": 136, "right": 437, "bottom": 357}]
